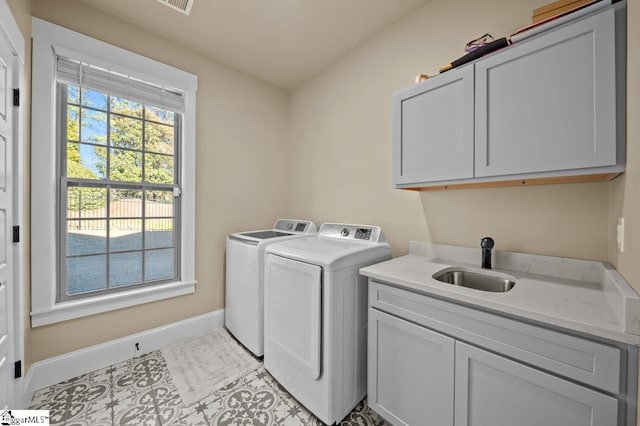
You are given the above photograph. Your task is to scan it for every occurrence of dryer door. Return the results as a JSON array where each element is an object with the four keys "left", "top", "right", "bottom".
[{"left": 265, "top": 254, "right": 322, "bottom": 380}]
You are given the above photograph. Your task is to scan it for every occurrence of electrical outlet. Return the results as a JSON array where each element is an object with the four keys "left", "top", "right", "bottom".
[{"left": 617, "top": 217, "right": 625, "bottom": 253}]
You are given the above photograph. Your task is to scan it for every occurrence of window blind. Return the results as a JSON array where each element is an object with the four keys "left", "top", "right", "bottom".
[{"left": 56, "top": 56, "right": 185, "bottom": 113}]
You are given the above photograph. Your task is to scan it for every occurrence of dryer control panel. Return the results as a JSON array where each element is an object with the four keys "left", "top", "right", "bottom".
[
  {"left": 354, "top": 228, "right": 372, "bottom": 240},
  {"left": 319, "top": 223, "right": 385, "bottom": 243}
]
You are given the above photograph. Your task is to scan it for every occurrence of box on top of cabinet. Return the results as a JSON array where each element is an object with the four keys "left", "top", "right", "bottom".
[{"left": 532, "top": 0, "right": 595, "bottom": 23}]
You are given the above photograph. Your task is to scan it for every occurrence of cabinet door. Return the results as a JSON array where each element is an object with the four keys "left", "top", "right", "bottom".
[
  {"left": 368, "top": 309, "right": 454, "bottom": 426},
  {"left": 454, "top": 342, "right": 618, "bottom": 426},
  {"left": 393, "top": 66, "right": 474, "bottom": 185},
  {"left": 475, "top": 9, "right": 617, "bottom": 178}
]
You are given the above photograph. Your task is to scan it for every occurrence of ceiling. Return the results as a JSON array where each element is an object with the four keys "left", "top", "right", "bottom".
[{"left": 76, "top": 0, "right": 432, "bottom": 89}]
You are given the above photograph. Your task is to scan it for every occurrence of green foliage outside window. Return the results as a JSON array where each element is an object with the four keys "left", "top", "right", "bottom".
[{"left": 65, "top": 86, "right": 176, "bottom": 211}]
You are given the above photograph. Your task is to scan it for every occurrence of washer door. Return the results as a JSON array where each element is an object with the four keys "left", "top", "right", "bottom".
[{"left": 266, "top": 254, "right": 322, "bottom": 380}]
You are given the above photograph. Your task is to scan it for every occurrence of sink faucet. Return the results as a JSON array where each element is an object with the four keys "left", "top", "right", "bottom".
[{"left": 481, "top": 237, "right": 495, "bottom": 269}]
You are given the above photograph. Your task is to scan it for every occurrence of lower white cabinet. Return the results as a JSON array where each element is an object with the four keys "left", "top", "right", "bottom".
[
  {"left": 455, "top": 342, "right": 618, "bottom": 426},
  {"left": 368, "top": 309, "right": 454, "bottom": 425},
  {"left": 367, "top": 281, "right": 635, "bottom": 426}
]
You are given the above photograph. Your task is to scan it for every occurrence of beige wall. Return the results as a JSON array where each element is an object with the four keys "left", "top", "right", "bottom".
[
  {"left": 287, "top": 0, "right": 610, "bottom": 261},
  {"left": 27, "top": 0, "right": 290, "bottom": 362},
  {"left": 610, "top": 1, "right": 640, "bottom": 292},
  {"left": 607, "top": 1, "right": 640, "bottom": 422}
]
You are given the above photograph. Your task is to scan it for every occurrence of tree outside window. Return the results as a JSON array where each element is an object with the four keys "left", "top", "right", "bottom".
[{"left": 61, "top": 85, "right": 179, "bottom": 298}]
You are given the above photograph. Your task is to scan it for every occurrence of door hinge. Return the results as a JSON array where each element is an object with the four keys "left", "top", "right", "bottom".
[
  {"left": 14, "top": 360, "right": 22, "bottom": 379},
  {"left": 12, "top": 88, "right": 19, "bottom": 107},
  {"left": 12, "top": 226, "right": 19, "bottom": 243}
]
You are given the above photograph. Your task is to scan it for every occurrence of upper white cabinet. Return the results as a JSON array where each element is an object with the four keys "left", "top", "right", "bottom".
[
  {"left": 393, "top": 4, "right": 625, "bottom": 189},
  {"left": 475, "top": 9, "right": 618, "bottom": 177},
  {"left": 393, "top": 66, "right": 474, "bottom": 184}
]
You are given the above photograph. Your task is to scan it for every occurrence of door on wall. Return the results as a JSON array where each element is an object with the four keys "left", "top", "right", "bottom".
[{"left": 0, "top": 27, "right": 15, "bottom": 409}]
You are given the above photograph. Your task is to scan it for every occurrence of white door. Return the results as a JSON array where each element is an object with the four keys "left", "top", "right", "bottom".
[
  {"left": 265, "top": 254, "right": 322, "bottom": 380},
  {"left": 0, "top": 30, "right": 15, "bottom": 409}
]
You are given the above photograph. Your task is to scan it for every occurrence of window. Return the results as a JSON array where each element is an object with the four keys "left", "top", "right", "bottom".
[
  {"left": 59, "top": 82, "right": 180, "bottom": 300},
  {"left": 31, "top": 18, "right": 197, "bottom": 326}
]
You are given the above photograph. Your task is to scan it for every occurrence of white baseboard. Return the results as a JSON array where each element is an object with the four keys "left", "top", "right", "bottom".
[{"left": 23, "top": 309, "right": 225, "bottom": 403}]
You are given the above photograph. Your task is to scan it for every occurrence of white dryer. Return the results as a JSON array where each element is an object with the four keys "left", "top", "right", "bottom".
[
  {"left": 264, "top": 223, "right": 391, "bottom": 424},
  {"left": 225, "top": 219, "right": 317, "bottom": 356}
]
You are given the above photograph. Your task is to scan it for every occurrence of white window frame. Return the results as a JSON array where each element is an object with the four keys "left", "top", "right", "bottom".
[{"left": 31, "top": 18, "right": 197, "bottom": 327}]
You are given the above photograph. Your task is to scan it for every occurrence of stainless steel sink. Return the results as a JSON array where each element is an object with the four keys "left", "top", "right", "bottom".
[{"left": 432, "top": 268, "right": 516, "bottom": 292}]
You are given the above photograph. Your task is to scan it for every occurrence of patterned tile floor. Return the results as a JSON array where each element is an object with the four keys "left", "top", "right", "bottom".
[{"left": 30, "top": 345, "right": 389, "bottom": 425}]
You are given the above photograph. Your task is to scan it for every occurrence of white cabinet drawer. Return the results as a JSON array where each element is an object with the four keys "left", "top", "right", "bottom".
[{"left": 369, "top": 281, "right": 621, "bottom": 394}]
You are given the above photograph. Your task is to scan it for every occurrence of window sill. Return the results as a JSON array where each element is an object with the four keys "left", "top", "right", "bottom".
[{"left": 30, "top": 280, "right": 196, "bottom": 327}]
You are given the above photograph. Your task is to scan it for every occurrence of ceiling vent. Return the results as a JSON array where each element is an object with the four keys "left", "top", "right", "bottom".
[{"left": 156, "top": 0, "right": 194, "bottom": 15}]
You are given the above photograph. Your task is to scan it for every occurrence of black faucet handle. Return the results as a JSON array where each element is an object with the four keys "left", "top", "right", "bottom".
[{"left": 481, "top": 237, "right": 495, "bottom": 249}]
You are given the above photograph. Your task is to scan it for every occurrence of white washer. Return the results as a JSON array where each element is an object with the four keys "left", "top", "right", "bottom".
[
  {"left": 225, "top": 219, "right": 317, "bottom": 356},
  {"left": 264, "top": 223, "right": 391, "bottom": 424}
]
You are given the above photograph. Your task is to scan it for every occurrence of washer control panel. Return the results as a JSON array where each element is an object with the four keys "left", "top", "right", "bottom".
[
  {"left": 274, "top": 220, "right": 318, "bottom": 234},
  {"left": 319, "top": 223, "right": 384, "bottom": 242}
]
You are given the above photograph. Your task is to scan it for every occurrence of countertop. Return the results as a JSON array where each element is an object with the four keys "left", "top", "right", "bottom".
[{"left": 360, "top": 242, "right": 640, "bottom": 346}]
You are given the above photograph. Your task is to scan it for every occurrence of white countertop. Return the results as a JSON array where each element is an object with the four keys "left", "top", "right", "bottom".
[{"left": 360, "top": 242, "right": 640, "bottom": 346}]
